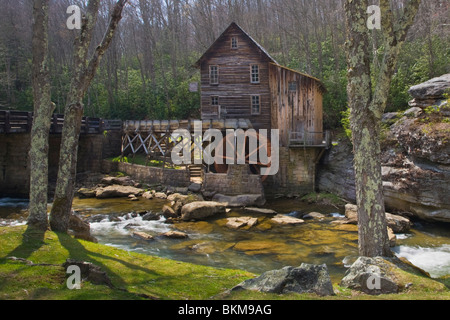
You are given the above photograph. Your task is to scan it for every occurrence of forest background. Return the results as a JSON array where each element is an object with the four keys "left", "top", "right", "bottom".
[{"left": 0, "top": 0, "right": 448, "bottom": 129}]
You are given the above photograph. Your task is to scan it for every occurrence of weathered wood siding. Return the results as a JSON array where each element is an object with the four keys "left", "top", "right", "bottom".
[
  {"left": 199, "top": 24, "right": 271, "bottom": 131},
  {"left": 269, "top": 63, "right": 324, "bottom": 147}
]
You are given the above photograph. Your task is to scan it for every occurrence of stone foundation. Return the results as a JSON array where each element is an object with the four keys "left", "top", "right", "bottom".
[
  {"left": 203, "top": 165, "right": 264, "bottom": 196},
  {"left": 102, "top": 161, "right": 191, "bottom": 188},
  {"left": 264, "top": 147, "right": 323, "bottom": 197},
  {"left": 0, "top": 131, "right": 121, "bottom": 197}
]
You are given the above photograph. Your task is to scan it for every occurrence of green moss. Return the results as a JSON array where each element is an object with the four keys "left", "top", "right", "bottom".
[{"left": 300, "top": 192, "right": 346, "bottom": 208}]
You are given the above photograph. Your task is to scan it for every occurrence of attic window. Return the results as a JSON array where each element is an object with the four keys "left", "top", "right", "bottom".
[
  {"left": 209, "top": 65, "right": 219, "bottom": 85},
  {"left": 231, "top": 37, "right": 238, "bottom": 49}
]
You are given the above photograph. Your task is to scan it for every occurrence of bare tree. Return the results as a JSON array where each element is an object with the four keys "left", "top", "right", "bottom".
[
  {"left": 49, "top": 0, "right": 128, "bottom": 232},
  {"left": 344, "top": 0, "right": 421, "bottom": 257}
]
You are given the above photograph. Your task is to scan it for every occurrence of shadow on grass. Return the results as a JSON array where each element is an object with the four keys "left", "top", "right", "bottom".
[
  {"left": 2, "top": 225, "right": 46, "bottom": 261},
  {"left": 55, "top": 232, "right": 160, "bottom": 292}
]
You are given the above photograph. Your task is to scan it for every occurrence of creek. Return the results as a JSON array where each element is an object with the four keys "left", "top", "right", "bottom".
[{"left": 1, "top": 196, "right": 449, "bottom": 283}]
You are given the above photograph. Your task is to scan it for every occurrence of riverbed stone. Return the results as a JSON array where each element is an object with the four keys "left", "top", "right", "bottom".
[
  {"left": 142, "top": 191, "right": 154, "bottom": 199},
  {"left": 77, "top": 187, "right": 96, "bottom": 198},
  {"left": 188, "top": 182, "right": 202, "bottom": 193},
  {"left": 226, "top": 217, "right": 258, "bottom": 230},
  {"left": 142, "top": 211, "right": 161, "bottom": 221},
  {"left": 233, "top": 240, "right": 292, "bottom": 255},
  {"left": 303, "top": 212, "right": 326, "bottom": 220},
  {"left": 95, "top": 185, "right": 144, "bottom": 199},
  {"left": 212, "top": 193, "right": 266, "bottom": 208},
  {"left": 173, "top": 221, "right": 214, "bottom": 234},
  {"left": 231, "top": 263, "right": 335, "bottom": 296},
  {"left": 132, "top": 231, "right": 154, "bottom": 241},
  {"left": 180, "top": 201, "right": 226, "bottom": 221},
  {"left": 244, "top": 207, "right": 277, "bottom": 215},
  {"left": 154, "top": 192, "right": 167, "bottom": 199},
  {"left": 271, "top": 214, "right": 304, "bottom": 225},
  {"left": 161, "top": 231, "right": 188, "bottom": 239}
]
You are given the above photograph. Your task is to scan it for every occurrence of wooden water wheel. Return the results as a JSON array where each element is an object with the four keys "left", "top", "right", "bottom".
[{"left": 213, "top": 130, "right": 272, "bottom": 182}]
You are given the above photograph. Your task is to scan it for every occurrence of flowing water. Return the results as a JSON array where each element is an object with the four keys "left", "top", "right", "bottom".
[{"left": 1, "top": 196, "right": 449, "bottom": 282}]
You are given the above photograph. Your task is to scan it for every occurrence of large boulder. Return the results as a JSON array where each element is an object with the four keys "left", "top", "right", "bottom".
[
  {"left": 68, "top": 214, "right": 97, "bottom": 243},
  {"left": 212, "top": 193, "right": 266, "bottom": 207},
  {"left": 232, "top": 263, "right": 335, "bottom": 296},
  {"left": 180, "top": 201, "right": 226, "bottom": 221},
  {"left": 340, "top": 256, "right": 399, "bottom": 295},
  {"left": 344, "top": 204, "right": 412, "bottom": 233},
  {"left": 95, "top": 185, "right": 144, "bottom": 199},
  {"left": 408, "top": 73, "right": 450, "bottom": 107}
]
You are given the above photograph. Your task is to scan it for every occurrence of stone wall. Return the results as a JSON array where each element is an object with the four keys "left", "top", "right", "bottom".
[
  {"left": 102, "top": 161, "right": 191, "bottom": 188},
  {"left": 0, "top": 133, "right": 30, "bottom": 196},
  {"left": 203, "top": 165, "right": 264, "bottom": 196},
  {"left": 264, "top": 147, "right": 321, "bottom": 197},
  {"left": 0, "top": 131, "right": 121, "bottom": 197}
]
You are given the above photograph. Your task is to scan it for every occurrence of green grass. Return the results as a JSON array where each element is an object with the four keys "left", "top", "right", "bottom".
[
  {"left": 0, "top": 225, "right": 448, "bottom": 300},
  {"left": 0, "top": 225, "right": 253, "bottom": 300},
  {"left": 110, "top": 154, "right": 183, "bottom": 170}
]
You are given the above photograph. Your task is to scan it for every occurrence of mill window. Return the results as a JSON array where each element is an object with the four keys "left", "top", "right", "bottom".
[
  {"left": 251, "top": 95, "right": 260, "bottom": 114},
  {"left": 209, "top": 65, "right": 219, "bottom": 85},
  {"left": 250, "top": 64, "right": 260, "bottom": 84}
]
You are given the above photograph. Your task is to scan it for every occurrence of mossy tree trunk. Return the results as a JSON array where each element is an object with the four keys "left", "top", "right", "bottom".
[
  {"left": 344, "top": 0, "right": 421, "bottom": 257},
  {"left": 50, "top": 0, "right": 128, "bottom": 232},
  {"left": 28, "top": 0, "right": 55, "bottom": 230}
]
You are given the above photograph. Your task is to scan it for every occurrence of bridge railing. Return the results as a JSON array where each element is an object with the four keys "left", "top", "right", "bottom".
[{"left": 0, "top": 110, "right": 122, "bottom": 134}]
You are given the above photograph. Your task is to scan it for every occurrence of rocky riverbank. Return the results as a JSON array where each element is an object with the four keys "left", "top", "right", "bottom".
[{"left": 318, "top": 74, "right": 450, "bottom": 223}]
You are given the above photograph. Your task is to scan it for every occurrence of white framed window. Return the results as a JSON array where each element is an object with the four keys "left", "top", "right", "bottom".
[
  {"left": 250, "top": 64, "right": 260, "bottom": 84},
  {"left": 231, "top": 37, "right": 238, "bottom": 49},
  {"left": 251, "top": 95, "right": 261, "bottom": 115},
  {"left": 209, "top": 65, "right": 219, "bottom": 85}
]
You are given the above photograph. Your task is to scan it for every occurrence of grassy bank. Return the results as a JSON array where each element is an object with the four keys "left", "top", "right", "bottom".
[{"left": 0, "top": 225, "right": 448, "bottom": 300}]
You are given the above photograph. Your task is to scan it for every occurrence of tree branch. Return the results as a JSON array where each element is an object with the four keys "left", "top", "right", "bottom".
[
  {"left": 371, "top": 0, "right": 422, "bottom": 117},
  {"left": 81, "top": 0, "right": 128, "bottom": 95}
]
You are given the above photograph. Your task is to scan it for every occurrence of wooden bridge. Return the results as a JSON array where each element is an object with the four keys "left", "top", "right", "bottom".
[{"left": 0, "top": 110, "right": 122, "bottom": 134}]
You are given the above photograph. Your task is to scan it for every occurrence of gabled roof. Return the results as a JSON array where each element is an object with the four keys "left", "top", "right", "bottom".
[
  {"left": 194, "top": 22, "right": 325, "bottom": 91},
  {"left": 194, "top": 22, "right": 279, "bottom": 68}
]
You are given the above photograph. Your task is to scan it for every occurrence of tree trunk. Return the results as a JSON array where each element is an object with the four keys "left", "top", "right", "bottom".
[
  {"left": 344, "top": 0, "right": 421, "bottom": 257},
  {"left": 28, "top": 0, "right": 54, "bottom": 230},
  {"left": 49, "top": 102, "right": 83, "bottom": 231},
  {"left": 49, "top": 0, "right": 128, "bottom": 232}
]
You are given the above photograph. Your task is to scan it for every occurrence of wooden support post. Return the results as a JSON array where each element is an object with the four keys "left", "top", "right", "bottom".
[
  {"left": 4, "top": 111, "right": 10, "bottom": 134},
  {"left": 27, "top": 112, "right": 33, "bottom": 132}
]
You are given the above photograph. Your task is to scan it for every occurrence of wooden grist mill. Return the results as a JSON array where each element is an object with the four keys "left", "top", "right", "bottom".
[{"left": 121, "top": 22, "right": 330, "bottom": 194}]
